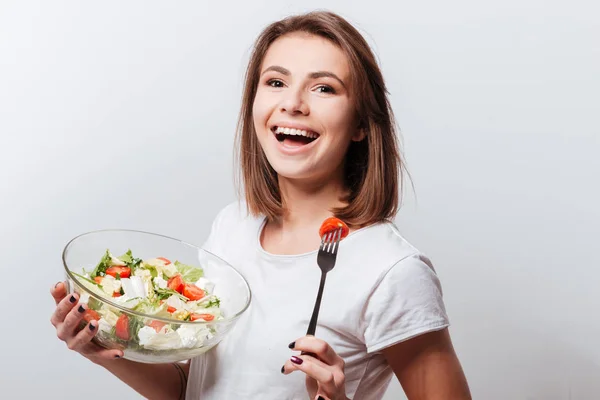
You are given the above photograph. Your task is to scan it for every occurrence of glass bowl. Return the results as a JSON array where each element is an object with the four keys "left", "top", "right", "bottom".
[{"left": 62, "top": 229, "right": 251, "bottom": 364}]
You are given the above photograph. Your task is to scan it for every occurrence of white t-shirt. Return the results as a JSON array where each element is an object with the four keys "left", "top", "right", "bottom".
[{"left": 185, "top": 202, "right": 449, "bottom": 400}]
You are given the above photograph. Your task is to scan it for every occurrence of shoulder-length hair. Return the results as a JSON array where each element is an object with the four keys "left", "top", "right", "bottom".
[{"left": 235, "top": 10, "right": 407, "bottom": 228}]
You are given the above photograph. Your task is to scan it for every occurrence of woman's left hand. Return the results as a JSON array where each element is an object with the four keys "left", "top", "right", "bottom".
[{"left": 282, "top": 336, "right": 349, "bottom": 400}]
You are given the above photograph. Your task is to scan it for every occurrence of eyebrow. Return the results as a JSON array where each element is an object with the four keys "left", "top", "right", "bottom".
[{"left": 261, "top": 65, "right": 347, "bottom": 89}]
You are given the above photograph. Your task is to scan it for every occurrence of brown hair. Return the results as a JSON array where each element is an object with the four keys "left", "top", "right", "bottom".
[{"left": 234, "top": 10, "right": 407, "bottom": 228}]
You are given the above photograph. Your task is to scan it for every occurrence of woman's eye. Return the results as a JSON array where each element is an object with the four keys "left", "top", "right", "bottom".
[
  {"left": 267, "top": 79, "right": 284, "bottom": 88},
  {"left": 316, "top": 85, "right": 335, "bottom": 94}
]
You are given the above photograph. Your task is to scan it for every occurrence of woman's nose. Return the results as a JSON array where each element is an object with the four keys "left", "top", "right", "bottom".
[{"left": 280, "top": 88, "right": 309, "bottom": 115}]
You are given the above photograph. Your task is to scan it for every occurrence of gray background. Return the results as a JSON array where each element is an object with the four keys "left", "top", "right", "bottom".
[{"left": 1, "top": 0, "right": 599, "bottom": 399}]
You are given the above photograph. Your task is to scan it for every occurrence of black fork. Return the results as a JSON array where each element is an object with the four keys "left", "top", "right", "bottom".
[{"left": 306, "top": 228, "right": 342, "bottom": 336}]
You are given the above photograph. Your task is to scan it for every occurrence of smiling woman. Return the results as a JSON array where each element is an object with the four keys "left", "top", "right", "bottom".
[
  {"left": 237, "top": 15, "right": 406, "bottom": 229},
  {"left": 252, "top": 32, "right": 361, "bottom": 186},
  {"left": 49, "top": 9, "right": 471, "bottom": 400}
]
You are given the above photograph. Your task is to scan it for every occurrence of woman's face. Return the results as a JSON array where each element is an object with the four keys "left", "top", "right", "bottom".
[{"left": 252, "top": 32, "right": 365, "bottom": 186}]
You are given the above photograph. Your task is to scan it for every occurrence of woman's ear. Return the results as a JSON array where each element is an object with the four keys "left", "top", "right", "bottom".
[
  {"left": 352, "top": 118, "right": 367, "bottom": 142},
  {"left": 352, "top": 128, "right": 367, "bottom": 142}
]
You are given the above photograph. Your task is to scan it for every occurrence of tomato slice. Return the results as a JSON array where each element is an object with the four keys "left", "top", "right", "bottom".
[
  {"left": 112, "top": 291, "right": 122, "bottom": 297},
  {"left": 115, "top": 314, "right": 130, "bottom": 341},
  {"left": 157, "top": 257, "right": 172, "bottom": 265},
  {"left": 94, "top": 276, "right": 103, "bottom": 284},
  {"left": 147, "top": 320, "right": 166, "bottom": 333},
  {"left": 190, "top": 313, "right": 214, "bottom": 322},
  {"left": 183, "top": 284, "right": 205, "bottom": 301},
  {"left": 167, "top": 274, "right": 185, "bottom": 293},
  {"left": 319, "top": 217, "right": 349, "bottom": 239},
  {"left": 105, "top": 266, "right": 131, "bottom": 279},
  {"left": 158, "top": 300, "right": 177, "bottom": 313},
  {"left": 82, "top": 309, "right": 101, "bottom": 323}
]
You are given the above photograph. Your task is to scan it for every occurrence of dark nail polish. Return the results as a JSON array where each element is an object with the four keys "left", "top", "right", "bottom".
[
  {"left": 280, "top": 365, "right": 285, "bottom": 374},
  {"left": 78, "top": 305, "right": 85, "bottom": 313},
  {"left": 89, "top": 323, "right": 96, "bottom": 331},
  {"left": 317, "top": 397, "right": 325, "bottom": 400},
  {"left": 69, "top": 295, "right": 76, "bottom": 303},
  {"left": 115, "top": 354, "right": 121, "bottom": 359},
  {"left": 288, "top": 341, "right": 295, "bottom": 349},
  {"left": 291, "top": 356, "right": 303, "bottom": 365}
]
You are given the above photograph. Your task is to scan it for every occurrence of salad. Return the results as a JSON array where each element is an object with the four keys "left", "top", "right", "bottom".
[{"left": 73, "top": 249, "right": 223, "bottom": 352}]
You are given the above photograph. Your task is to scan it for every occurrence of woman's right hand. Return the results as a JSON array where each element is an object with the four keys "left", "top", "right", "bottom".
[{"left": 50, "top": 281, "right": 123, "bottom": 363}]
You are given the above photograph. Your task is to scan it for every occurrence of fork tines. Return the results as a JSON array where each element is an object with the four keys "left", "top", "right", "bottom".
[{"left": 320, "top": 228, "right": 343, "bottom": 253}]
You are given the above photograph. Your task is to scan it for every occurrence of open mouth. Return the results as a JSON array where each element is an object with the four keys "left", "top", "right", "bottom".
[{"left": 271, "top": 126, "right": 320, "bottom": 146}]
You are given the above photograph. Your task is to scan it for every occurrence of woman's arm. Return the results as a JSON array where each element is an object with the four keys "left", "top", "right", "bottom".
[
  {"left": 382, "top": 328, "right": 471, "bottom": 399},
  {"left": 95, "top": 358, "right": 189, "bottom": 400}
]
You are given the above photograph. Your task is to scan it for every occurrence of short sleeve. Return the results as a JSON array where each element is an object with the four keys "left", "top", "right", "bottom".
[
  {"left": 200, "top": 210, "right": 223, "bottom": 253},
  {"left": 362, "top": 253, "right": 450, "bottom": 353},
  {"left": 200, "top": 203, "right": 236, "bottom": 254}
]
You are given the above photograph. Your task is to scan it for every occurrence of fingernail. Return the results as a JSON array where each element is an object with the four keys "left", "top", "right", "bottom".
[
  {"left": 114, "top": 354, "right": 121, "bottom": 359},
  {"left": 89, "top": 323, "right": 96, "bottom": 331},
  {"left": 69, "top": 295, "right": 76, "bottom": 303},
  {"left": 54, "top": 281, "right": 61, "bottom": 288},
  {"left": 288, "top": 341, "right": 295, "bottom": 349},
  {"left": 78, "top": 305, "right": 85, "bottom": 313},
  {"left": 291, "top": 356, "right": 303, "bottom": 365},
  {"left": 317, "top": 397, "right": 325, "bottom": 400},
  {"left": 280, "top": 365, "right": 285, "bottom": 374}
]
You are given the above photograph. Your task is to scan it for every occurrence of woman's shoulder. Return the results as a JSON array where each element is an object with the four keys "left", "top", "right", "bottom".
[
  {"left": 339, "top": 220, "right": 438, "bottom": 279},
  {"left": 205, "top": 200, "right": 264, "bottom": 244},
  {"left": 345, "top": 220, "right": 421, "bottom": 258},
  {"left": 211, "top": 200, "right": 262, "bottom": 226}
]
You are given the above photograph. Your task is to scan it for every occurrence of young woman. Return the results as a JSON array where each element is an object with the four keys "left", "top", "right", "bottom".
[{"left": 50, "top": 10, "right": 471, "bottom": 400}]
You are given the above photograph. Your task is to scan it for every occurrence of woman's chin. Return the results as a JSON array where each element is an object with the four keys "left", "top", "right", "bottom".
[{"left": 273, "top": 168, "right": 313, "bottom": 182}]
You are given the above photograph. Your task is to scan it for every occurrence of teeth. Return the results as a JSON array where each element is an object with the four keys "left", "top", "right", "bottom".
[{"left": 275, "top": 126, "right": 318, "bottom": 139}]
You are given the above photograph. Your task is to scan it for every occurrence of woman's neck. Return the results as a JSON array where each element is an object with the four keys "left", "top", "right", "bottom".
[
  {"left": 259, "top": 174, "right": 349, "bottom": 255},
  {"left": 276, "top": 176, "right": 346, "bottom": 232}
]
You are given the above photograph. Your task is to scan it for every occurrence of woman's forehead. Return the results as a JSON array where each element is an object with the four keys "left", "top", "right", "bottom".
[{"left": 260, "top": 33, "right": 350, "bottom": 80}]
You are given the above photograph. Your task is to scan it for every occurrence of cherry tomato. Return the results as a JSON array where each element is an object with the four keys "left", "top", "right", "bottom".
[
  {"left": 190, "top": 313, "right": 214, "bottom": 322},
  {"left": 167, "top": 274, "right": 184, "bottom": 293},
  {"left": 183, "top": 284, "right": 205, "bottom": 301},
  {"left": 115, "top": 314, "right": 130, "bottom": 341},
  {"left": 147, "top": 320, "right": 166, "bottom": 333},
  {"left": 159, "top": 300, "right": 178, "bottom": 314},
  {"left": 319, "top": 217, "right": 349, "bottom": 239},
  {"left": 105, "top": 266, "right": 131, "bottom": 279},
  {"left": 82, "top": 309, "right": 101, "bottom": 323}
]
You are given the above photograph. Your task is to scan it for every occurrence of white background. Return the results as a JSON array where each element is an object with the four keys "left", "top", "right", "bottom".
[{"left": 1, "top": 0, "right": 599, "bottom": 399}]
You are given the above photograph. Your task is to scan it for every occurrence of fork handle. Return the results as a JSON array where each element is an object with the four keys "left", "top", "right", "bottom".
[{"left": 306, "top": 271, "right": 327, "bottom": 336}]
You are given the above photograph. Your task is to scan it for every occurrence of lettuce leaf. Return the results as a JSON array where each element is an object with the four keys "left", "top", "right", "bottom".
[
  {"left": 72, "top": 272, "right": 105, "bottom": 297},
  {"left": 155, "top": 287, "right": 187, "bottom": 302},
  {"left": 91, "top": 249, "right": 112, "bottom": 278},
  {"left": 174, "top": 261, "right": 203, "bottom": 282},
  {"left": 206, "top": 297, "right": 221, "bottom": 308},
  {"left": 144, "top": 264, "right": 159, "bottom": 278},
  {"left": 133, "top": 298, "right": 172, "bottom": 318},
  {"left": 117, "top": 249, "right": 142, "bottom": 271}
]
